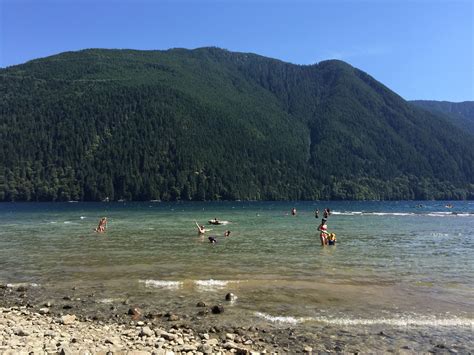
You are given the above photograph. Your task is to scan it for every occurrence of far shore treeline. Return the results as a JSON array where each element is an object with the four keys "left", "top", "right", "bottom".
[{"left": 1, "top": 47, "right": 474, "bottom": 202}]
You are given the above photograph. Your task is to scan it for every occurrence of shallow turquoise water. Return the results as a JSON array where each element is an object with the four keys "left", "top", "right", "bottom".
[{"left": 1, "top": 201, "right": 473, "bottom": 329}]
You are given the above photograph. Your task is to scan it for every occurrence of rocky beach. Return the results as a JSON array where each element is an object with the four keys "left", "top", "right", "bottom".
[{"left": 1, "top": 283, "right": 472, "bottom": 354}]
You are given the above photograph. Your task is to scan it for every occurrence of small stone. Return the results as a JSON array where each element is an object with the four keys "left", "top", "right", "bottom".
[
  {"left": 207, "top": 338, "right": 219, "bottom": 346},
  {"left": 14, "top": 328, "right": 30, "bottom": 336},
  {"left": 60, "top": 314, "right": 76, "bottom": 325},
  {"left": 198, "top": 344, "right": 213, "bottom": 354},
  {"left": 303, "top": 345, "right": 313, "bottom": 353},
  {"left": 211, "top": 305, "right": 224, "bottom": 314},
  {"left": 137, "top": 321, "right": 145, "bottom": 326},
  {"left": 225, "top": 293, "right": 237, "bottom": 301},
  {"left": 39, "top": 307, "right": 50, "bottom": 314},
  {"left": 17, "top": 286, "right": 28, "bottom": 292},
  {"left": 140, "top": 326, "right": 154, "bottom": 337},
  {"left": 168, "top": 314, "right": 179, "bottom": 321},
  {"left": 226, "top": 333, "right": 235, "bottom": 341},
  {"left": 200, "top": 333, "right": 210, "bottom": 340},
  {"left": 128, "top": 307, "right": 142, "bottom": 320},
  {"left": 196, "top": 301, "right": 207, "bottom": 307},
  {"left": 244, "top": 339, "right": 253, "bottom": 345}
]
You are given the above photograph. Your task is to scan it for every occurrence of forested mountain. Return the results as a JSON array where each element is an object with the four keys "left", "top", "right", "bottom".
[
  {"left": 410, "top": 100, "right": 474, "bottom": 135},
  {"left": 1, "top": 47, "right": 473, "bottom": 201}
]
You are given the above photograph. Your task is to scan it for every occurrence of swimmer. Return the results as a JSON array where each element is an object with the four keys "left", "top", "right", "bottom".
[
  {"left": 291, "top": 208, "right": 297, "bottom": 216},
  {"left": 224, "top": 230, "right": 231, "bottom": 237},
  {"left": 94, "top": 217, "right": 107, "bottom": 233},
  {"left": 208, "top": 236, "right": 218, "bottom": 244},
  {"left": 328, "top": 233, "right": 337, "bottom": 245},
  {"left": 315, "top": 209, "right": 319, "bottom": 218},
  {"left": 196, "top": 221, "right": 207, "bottom": 235}
]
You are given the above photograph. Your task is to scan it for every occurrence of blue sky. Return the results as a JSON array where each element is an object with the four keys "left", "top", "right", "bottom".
[{"left": 1, "top": 0, "right": 472, "bottom": 101}]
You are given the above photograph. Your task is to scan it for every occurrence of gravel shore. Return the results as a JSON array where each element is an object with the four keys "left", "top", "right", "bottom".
[
  {"left": 0, "top": 306, "right": 276, "bottom": 354},
  {"left": 2, "top": 284, "right": 473, "bottom": 354}
]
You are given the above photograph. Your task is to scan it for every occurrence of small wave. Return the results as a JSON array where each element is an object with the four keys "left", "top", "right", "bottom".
[
  {"left": 80, "top": 216, "right": 86, "bottom": 219},
  {"left": 139, "top": 280, "right": 183, "bottom": 289},
  {"left": 194, "top": 279, "right": 229, "bottom": 290},
  {"left": 96, "top": 298, "right": 116, "bottom": 304},
  {"left": 255, "top": 312, "right": 311, "bottom": 324},
  {"left": 255, "top": 312, "right": 474, "bottom": 328},
  {"left": 6, "top": 283, "right": 39, "bottom": 288},
  {"left": 331, "top": 211, "right": 472, "bottom": 217},
  {"left": 312, "top": 316, "right": 474, "bottom": 328}
]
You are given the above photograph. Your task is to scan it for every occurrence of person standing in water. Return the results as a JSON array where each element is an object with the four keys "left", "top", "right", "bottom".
[
  {"left": 95, "top": 217, "right": 107, "bottom": 233},
  {"left": 196, "top": 222, "right": 207, "bottom": 235},
  {"left": 318, "top": 218, "right": 329, "bottom": 245},
  {"left": 315, "top": 209, "right": 319, "bottom": 218},
  {"left": 291, "top": 208, "right": 297, "bottom": 216}
]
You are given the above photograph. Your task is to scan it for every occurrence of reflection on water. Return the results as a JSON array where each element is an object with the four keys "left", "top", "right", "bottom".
[{"left": 0, "top": 201, "right": 473, "bottom": 328}]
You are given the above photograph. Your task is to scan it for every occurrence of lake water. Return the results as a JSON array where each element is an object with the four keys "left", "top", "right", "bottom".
[{"left": 0, "top": 201, "right": 473, "bottom": 348}]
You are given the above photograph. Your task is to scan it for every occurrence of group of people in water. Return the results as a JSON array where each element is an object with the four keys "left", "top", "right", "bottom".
[
  {"left": 316, "top": 208, "right": 336, "bottom": 246},
  {"left": 95, "top": 207, "right": 336, "bottom": 246},
  {"left": 196, "top": 220, "right": 231, "bottom": 243}
]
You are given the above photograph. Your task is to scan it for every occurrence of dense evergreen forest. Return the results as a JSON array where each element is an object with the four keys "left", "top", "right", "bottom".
[
  {"left": 1, "top": 47, "right": 473, "bottom": 201},
  {"left": 410, "top": 100, "right": 474, "bottom": 135}
]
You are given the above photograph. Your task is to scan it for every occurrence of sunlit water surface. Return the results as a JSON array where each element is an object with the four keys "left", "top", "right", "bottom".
[{"left": 1, "top": 201, "right": 473, "bottom": 337}]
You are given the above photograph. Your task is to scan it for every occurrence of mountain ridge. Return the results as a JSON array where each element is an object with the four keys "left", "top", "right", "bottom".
[{"left": 1, "top": 47, "right": 473, "bottom": 201}]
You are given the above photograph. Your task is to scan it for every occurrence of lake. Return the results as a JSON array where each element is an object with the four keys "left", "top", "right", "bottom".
[{"left": 1, "top": 201, "right": 473, "bottom": 350}]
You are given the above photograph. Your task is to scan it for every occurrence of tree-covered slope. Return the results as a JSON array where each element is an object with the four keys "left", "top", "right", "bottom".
[
  {"left": 1, "top": 47, "right": 473, "bottom": 201},
  {"left": 410, "top": 100, "right": 474, "bottom": 135}
]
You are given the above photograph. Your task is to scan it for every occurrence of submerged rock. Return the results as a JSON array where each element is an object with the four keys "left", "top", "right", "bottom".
[
  {"left": 211, "top": 305, "right": 224, "bottom": 314},
  {"left": 225, "top": 293, "right": 237, "bottom": 301}
]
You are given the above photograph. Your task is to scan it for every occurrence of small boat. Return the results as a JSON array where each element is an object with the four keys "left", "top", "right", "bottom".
[{"left": 208, "top": 219, "right": 229, "bottom": 225}]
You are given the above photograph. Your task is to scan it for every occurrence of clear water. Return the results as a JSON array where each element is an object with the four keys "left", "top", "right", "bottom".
[{"left": 1, "top": 201, "right": 473, "bottom": 331}]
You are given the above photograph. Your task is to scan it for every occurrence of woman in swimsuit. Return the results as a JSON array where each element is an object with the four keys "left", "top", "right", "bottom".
[{"left": 317, "top": 218, "right": 329, "bottom": 245}]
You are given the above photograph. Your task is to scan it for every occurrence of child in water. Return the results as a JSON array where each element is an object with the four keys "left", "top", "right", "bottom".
[{"left": 328, "top": 233, "right": 337, "bottom": 245}]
